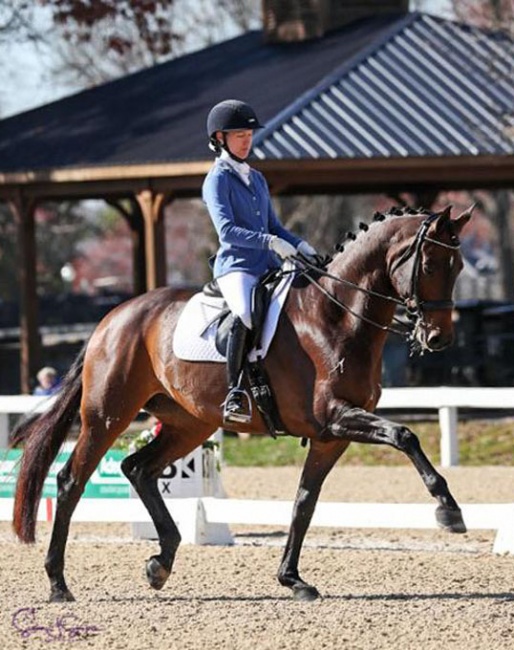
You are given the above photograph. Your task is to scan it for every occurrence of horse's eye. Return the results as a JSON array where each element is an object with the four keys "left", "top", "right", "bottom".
[{"left": 422, "top": 262, "right": 435, "bottom": 275}]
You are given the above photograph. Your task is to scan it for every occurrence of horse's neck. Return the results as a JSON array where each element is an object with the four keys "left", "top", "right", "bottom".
[
  {"left": 327, "top": 245, "right": 395, "bottom": 319},
  {"left": 288, "top": 244, "right": 396, "bottom": 360}
]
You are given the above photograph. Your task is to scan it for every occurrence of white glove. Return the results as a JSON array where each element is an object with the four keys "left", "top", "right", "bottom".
[
  {"left": 297, "top": 241, "right": 318, "bottom": 260},
  {"left": 269, "top": 236, "right": 297, "bottom": 260}
]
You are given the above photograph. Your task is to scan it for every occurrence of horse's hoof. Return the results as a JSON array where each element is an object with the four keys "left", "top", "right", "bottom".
[
  {"left": 292, "top": 585, "right": 321, "bottom": 602},
  {"left": 49, "top": 589, "right": 75, "bottom": 603},
  {"left": 436, "top": 506, "right": 467, "bottom": 534},
  {"left": 146, "top": 556, "right": 171, "bottom": 590}
]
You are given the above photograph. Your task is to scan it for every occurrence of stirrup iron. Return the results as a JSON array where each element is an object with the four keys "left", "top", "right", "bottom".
[{"left": 223, "top": 387, "right": 252, "bottom": 424}]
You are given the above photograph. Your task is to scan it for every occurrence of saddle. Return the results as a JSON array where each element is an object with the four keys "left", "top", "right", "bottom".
[{"left": 202, "top": 270, "right": 286, "bottom": 438}]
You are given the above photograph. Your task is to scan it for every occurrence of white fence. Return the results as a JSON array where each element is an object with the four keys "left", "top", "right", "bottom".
[
  {"left": 0, "top": 395, "right": 57, "bottom": 449},
  {"left": 0, "top": 497, "right": 512, "bottom": 553},
  {"left": 1, "top": 390, "right": 513, "bottom": 553},
  {"left": 377, "top": 387, "right": 514, "bottom": 466},
  {"left": 2, "top": 387, "right": 514, "bottom": 466}
]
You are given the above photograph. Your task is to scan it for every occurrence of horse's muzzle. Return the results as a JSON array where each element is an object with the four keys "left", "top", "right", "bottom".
[{"left": 425, "top": 328, "right": 453, "bottom": 351}]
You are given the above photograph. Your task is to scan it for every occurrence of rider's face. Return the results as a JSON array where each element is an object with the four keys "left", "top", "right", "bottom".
[{"left": 218, "top": 129, "right": 253, "bottom": 160}]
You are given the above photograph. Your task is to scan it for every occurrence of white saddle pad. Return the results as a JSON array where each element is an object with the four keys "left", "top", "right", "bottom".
[{"left": 173, "top": 264, "right": 296, "bottom": 363}]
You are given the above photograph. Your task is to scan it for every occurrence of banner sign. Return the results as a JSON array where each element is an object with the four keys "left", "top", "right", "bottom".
[{"left": 0, "top": 449, "right": 130, "bottom": 499}]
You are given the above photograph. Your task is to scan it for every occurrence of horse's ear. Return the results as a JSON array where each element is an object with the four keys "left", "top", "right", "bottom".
[
  {"left": 432, "top": 205, "right": 452, "bottom": 235},
  {"left": 451, "top": 203, "right": 475, "bottom": 234}
]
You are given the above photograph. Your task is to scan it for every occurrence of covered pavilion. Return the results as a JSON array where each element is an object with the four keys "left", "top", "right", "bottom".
[{"left": 0, "top": 10, "right": 512, "bottom": 390}]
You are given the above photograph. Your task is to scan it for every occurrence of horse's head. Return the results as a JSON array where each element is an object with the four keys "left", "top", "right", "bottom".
[{"left": 387, "top": 205, "right": 473, "bottom": 352}]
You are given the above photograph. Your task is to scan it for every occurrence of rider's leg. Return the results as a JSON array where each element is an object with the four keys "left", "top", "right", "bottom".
[
  {"left": 217, "top": 271, "right": 257, "bottom": 423},
  {"left": 224, "top": 316, "right": 251, "bottom": 422}
]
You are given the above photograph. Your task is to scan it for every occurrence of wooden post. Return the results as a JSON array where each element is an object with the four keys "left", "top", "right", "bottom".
[
  {"left": 9, "top": 193, "right": 40, "bottom": 394},
  {"left": 135, "top": 190, "right": 170, "bottom": 290},
  {"left": 107, "top": 198, "right": 147, "bottom": 295},
  {"left": 496, "top": 191, "right": 514, "bottom": 302}
]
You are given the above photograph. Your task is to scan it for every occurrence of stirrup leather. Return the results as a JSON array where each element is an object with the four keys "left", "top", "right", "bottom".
[{"left": 223, "top": 387, "right": 252, "bottom": 424}]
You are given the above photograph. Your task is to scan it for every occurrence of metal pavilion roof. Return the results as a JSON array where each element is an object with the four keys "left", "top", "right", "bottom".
[
  {"left": 0, "top": 12, "right": 407, "bottom": 174},
  {"left": 0, "top": 11, "right": 512, "bottom": 178},
  {"left": 252, "top": 13, "right": 514, "bottom": 160}
]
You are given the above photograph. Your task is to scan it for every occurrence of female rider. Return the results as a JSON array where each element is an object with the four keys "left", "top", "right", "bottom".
[{"left": 202, "top": 99, "right": 318, "bottom": 424}]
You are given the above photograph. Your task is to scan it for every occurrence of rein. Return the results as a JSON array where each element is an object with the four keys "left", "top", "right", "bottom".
[
  {"left": 294, "top": 258, "right": 410, "bottom": 338},
  {"left": 293, "top": 214, "right": 461, "bottom": 347}
]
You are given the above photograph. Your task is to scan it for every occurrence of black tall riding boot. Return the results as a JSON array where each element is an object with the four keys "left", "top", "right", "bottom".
[{"left": 223, "top": 317, "right": 252, "bottom": 424}]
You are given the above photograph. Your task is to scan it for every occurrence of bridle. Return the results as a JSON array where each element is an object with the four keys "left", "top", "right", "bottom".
[
  {"left": 389, "top": 212, "right": 460, "bottom": 316},
  {"left": 294, "top": 214, "right": 461, "bottom": 349}
]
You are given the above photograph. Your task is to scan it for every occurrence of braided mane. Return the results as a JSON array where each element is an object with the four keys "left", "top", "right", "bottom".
[{"left": 335, "top": 205, "right": 432, "bottom": 253}]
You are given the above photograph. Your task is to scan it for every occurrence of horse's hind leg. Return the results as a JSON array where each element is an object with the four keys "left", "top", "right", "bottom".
[
  {"left": 121, "top": 413, "right": 214, "bottom": 591},
  {"left": 330, "top": 407, "right": 466, "bottom": 532},
  {"left": 45, "top": 414, "right": 135, "bottom": 602},
  {"left": 278, "top": 438, "right": 350, "bottom": 601},
  {"left": 45, "top": 454, "right": 82, "bottom": 602}
]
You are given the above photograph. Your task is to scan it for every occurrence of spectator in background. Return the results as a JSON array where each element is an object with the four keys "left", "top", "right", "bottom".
[{"left": 33, "top": 367, "right": 61, "bottom": 396}]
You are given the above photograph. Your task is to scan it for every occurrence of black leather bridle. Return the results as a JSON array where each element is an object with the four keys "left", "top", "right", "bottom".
[
  {"left": 294, "top": 213, "right": 461, "bottom": 345},
  {"left": 389, "top": 212, "right": 460, "bottom": 318}
]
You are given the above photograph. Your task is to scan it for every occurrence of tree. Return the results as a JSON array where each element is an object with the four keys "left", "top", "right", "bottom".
[
  {"left": 274, "top": 195, "right": 366, "bottom": 255},
  {"left": 450, "top": 0, "right": 513, "bottom": 30},
  {"left": 0, "top": 200, "right": 113, "bottom": 303},
  {"left": 34, "top": 201, "right": 106, "bottom": 296},
  {"left": 0, "top": 1, "right": 261, "bottom": 89},
  {"left": 49, "top": 0, "right": 261, "bottom": 86},
  {"left": 0, "top": 1, "right": 41, "bottom": 43}
]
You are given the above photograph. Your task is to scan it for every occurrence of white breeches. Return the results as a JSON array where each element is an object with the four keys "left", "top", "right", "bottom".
[{"left": 217, "top": 271, "right": 259, "bottom": 330}]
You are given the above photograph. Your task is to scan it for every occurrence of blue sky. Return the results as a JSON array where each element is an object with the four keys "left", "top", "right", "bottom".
[{"left": 0, "top": 1, "right": 453, "bottom": 119}]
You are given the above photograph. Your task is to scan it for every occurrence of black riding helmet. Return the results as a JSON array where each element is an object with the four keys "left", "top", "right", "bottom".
[{"left": 207, "top": 99, "right": 264, "bottom": 161}]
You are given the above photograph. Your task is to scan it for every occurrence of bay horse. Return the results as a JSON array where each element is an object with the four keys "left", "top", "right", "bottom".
[{"left": 12, "top": 205, "right": 472, "bottom": 603}]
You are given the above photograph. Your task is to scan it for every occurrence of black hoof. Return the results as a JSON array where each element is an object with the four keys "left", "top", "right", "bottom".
[
  {"left": 292, "top": 585, "right": 321, "bottom": 602},
  {"left": 146, "top": 556, "right": 171, "bottom": 590},
  {"left": 49, "top": 589, "right": 75, "bottom": 603},
  {"left": 436, "top": 506, "right": 467, "bottom": 534}
]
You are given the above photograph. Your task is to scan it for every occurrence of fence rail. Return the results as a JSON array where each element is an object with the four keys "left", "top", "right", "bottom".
[
  {"left": 0, "top": 497, "right": 512, "bottom": 553},
  {"left": 1, "top": 387, "right": 514, "bottom": 466},
  {"left": 376, "top": 387, "right": 514, "bottom": 466}
]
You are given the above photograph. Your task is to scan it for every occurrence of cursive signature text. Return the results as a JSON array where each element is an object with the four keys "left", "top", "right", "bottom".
[{"left": 12, "top": 607, "right": 101, "bottom": 642}]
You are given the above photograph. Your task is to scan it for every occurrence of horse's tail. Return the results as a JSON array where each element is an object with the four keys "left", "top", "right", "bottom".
[{"left": 12, "top": 345, "right": 86, "bottom": 543}]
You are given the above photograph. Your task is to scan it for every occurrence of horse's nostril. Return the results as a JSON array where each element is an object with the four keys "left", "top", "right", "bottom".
[{"left": 427, "top": 331, "right": 451, "bottom": 350}]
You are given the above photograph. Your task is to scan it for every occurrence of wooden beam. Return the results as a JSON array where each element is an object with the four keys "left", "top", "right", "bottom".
[
  {"left": 0, "top": 161, "right": 211, "bottom": 185},
  {"left": 107, "top": 198, "right": 147, "bottom": 295},
  {"left": 0, "top": 155, "right": 512, "bottom": 202},
  {"left": 135, "top": 190, "right": 170, "bottom": 290},
  {"left": 256, "top": 155, "right": 514, "bottom": 194},
  {"left": 0, "top": 177, "right": 204, "bottom": 202},
  {"left": 8, "top": 193, "right": 40, "bottom": 393}
]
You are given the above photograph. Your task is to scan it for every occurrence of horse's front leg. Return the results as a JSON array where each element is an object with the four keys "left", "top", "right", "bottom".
[
  {"left": 278, "top": 438, "right": 350, "bottom": 601},
  {"left": 121, "top": 419, "right": 214, "bottom": 591},
  {"left": 328, "top": 406, "right": 466, "bottom": 533},
  {"left": 121, "top": 435, "right": 182, "bottom": 591}
]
